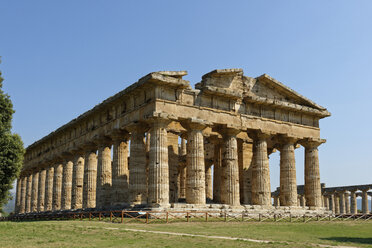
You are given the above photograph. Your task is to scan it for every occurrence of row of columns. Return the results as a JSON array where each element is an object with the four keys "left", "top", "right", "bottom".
[
  {"left": 325, "top": 190, "right": 371, "bottom": 214},
  {"left": 15, "top": 119, "right": 324, "bottom": 214}
]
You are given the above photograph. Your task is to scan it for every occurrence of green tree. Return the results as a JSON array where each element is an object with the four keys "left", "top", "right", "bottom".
[{"left": 0, "top": 58, "right": 24, "bottom": 214}]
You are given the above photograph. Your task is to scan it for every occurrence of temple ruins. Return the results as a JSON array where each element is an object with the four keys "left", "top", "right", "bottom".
[{"left": 14, "top": 69, "right": 331, "bottom": 215}]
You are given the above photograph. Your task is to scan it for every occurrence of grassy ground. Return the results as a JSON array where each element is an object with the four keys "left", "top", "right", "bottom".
[{"left": 0, "top": 220, "right": 372, "bottom": 247}]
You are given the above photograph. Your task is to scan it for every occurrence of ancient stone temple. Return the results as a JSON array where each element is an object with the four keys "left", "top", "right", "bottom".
[{"left": 14, "top": 69, "right": 331, "bottom": 215}]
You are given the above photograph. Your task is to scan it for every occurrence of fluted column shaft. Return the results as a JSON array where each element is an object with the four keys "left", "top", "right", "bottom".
[
  {"left": 279, "top": 140, "right": 297, "bottom": 206},
  {"left": 300, "top": 195, "right": 306, "bottom": 207},
  {"left": 31, "top": 171, "right": 39, "bottom": 212},
  {"left": 334, "top": 194, "right": 340, "bottom": 214},
  {"left": 362, "top": 190, "right": 369, "bottom": 214},
  {"left": 19, "top": 177, "right": 27, "bottom": 213},
  {"left": 350, "top": 191, "right": 357, "bottom": 214},
  {"left": 96, "top": 144, "right": 112, "bottom": 209},
  {"left": 304, "top": 142, "right": 322, "bottom": 207},
  {"left": 37, "top": 169, "right": 46, "bottom": 212},
  {"left": 61, "top": 160, "right": 73, "bottom": 210},
  {"left": 129, "top": 126, "right": 147, "bottom": 205},
  {"left": 329, "top": 194, "right": 335, "bottom": 212},
  {"left": 15, "top": 178, "right": 22, "bottom": 213},
  {"left": 45, "top": 166, "right": 54, "bottom": 211},
  {"left": 220, "top": 129, "right": 240, "bottom": 206},
  {"left": 71, "top": 155, "right": 84, "bottom": 209},
  {"left": 179, "top": 138, "right": 187, "bottom": 199},
  {"left": 339, "top": 192, "right": 345, "bottom": 214},
  {"left": 148, "top": 119, "right": 170, "bottom": 207},
  {"left": 251, "top": 133, "right": 271, "bottom": 206},
  {"left": 111, "top": 136, "right": 129, "bottom": 207},
  {"left": 168, "top": 132, "right": 179, "bottom": 203},
  {"left": 83, "top": 149, "right": 98, "bottom": 209},
  {"left": 52, "top": 163, "right": 63, "bottom": 211},
  {"left": 186, "top": 124, "right": 206, "bottom": 204},
  {"left": 273, "top": 196, "right": 280, "bottom": 207},
  {"left": 205, "top": 163, "right": 213, "bottom": 201},
  {"left": 212, "top": 141, "right": 222, "bottom": 203},
  {"left": 345, "top": 193, "right": 350, "bottom": 214},
  {"left": 25, "top": 174, "right": 32, "bottom": 213}
]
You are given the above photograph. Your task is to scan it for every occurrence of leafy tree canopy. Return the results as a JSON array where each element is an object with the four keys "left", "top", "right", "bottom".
[{"left": 0, "top": 58, "right": 24, "bottom": 213}]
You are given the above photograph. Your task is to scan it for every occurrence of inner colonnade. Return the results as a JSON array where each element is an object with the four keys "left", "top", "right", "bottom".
[{"left": 14, "top": 69, "right": 331, "bottom": 215}]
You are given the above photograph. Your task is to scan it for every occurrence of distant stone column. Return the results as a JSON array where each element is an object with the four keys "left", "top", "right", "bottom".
[
  {"left": 83, "top": 146, "right": 98, "bottom": 209},
  {"left": 323, "top": 195, "right": 329, "bottom": 209},
  {"left": 220, "top": 128, "right": 240, "bottom": 206},
  {"left": 329, "top": 193, "right": 334, "bottom": 212},
  {"left": 184, "top": 121, "right": 207, "bottom": 205},
  {"left": 168, "top": 132, "right": 179, "bottom": 203},
  {"left": 19, "top": 177, "right": 27, "bottom": 213},
  {"left": 71, "top": 153, "right": 84, "bottom": 209},
  {"left": 148, "top": 118, "right": 170, "bottom": 207},
  {"left": 239, "top": 141, "right": 253, "bottom": 205},
  {"left": 362, "top": 190, "right": 369, "bottom": 214},
  {"left": 45, "top": 166, "right": 54, "bottom": 211},
  {"left": 15, "top": 178, "right": 22, "bottom": 213},
  {"left": 128, "top": 125, "right": 148, "bottom": 205},
  {"left": 250, "top": 132, "right": 271, "bottom": 206},
  {"left": 205, "top": 162, "right": 213, "bottom": 201},
  {"left": 31, "top": 171, "right": 39, "bottom": 212},
  {"left": 273, "top": 196, "right": 280, "bottom": 207},
  {"left": 61, "top": 159, "right": 73, "bottom": 210},
  {"left": 334, "top": 194, "right": 340, "bottom": 214},
  {"left": 96, "top": 140, "right": 112, "bottom": 209},
  {"left": 52, "top": 163, "right": 63, "bottom": 211},
  {"left": 303, "top": 140, "right": 323, "bottom": 207},
  {"left": 211, "top": 138, "right": 222, "bottom": 203},
  {"left": 350, "top": 191, "right": 357, "bottom": 214},
  {"left": 25, "top": 173, "right": 33, "bottom": 213},
  {"left": 179, "top": 138, "right": 187, "bottom": 200},
  {"left": 37, "top": 169, "right": 46, "bottom": 212},
  {"left": 278, "top": 137, "right": 298, "bottom": 206},
  {"left": 345, "top": 192, "right": 350, "bottom": 214},
  {"left": 300, "top": 195, "right": 306, "bottom": 207},
  {"left": 339, "top": 192, "right": 345, "bottom": 214},
  {"left": 111, "top": 131, "right": 130, "bottom": 207}
]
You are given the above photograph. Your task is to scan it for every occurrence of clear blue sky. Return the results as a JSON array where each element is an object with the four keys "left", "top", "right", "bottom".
[{"left": 1, "top": 1, "right": 371, "bottom": 190}]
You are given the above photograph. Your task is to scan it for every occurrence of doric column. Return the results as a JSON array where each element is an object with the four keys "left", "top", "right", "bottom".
[
  {"left": 25, "top": 173, "right": 33, "bottom": 213},
  {"left": 300, "top": 195, "right": 306, "bottom": 207},
  {"left": 71, "top": 153, "right": 84, "bottom": 209},
  {"left": 278, "top": 137, "right": 298, "bottom": 206},
  {"left": 128, "top": 125, "right": 148, "bottom": 205},
  {"left": 205, "top": 162, "right": 213, "bottom": 201},
  {"left": 61, "top": 158, "right": 73, "bottom": 210},
  {"left": 362, "top": 190, "right": 369, "bottom": 214},
  {"left": 350, "top": 191, "right": 357, "bottom": 214},
  {"left": 52, "top": 163, "right": 63, "bottom": 211},
  {"left": 211, "top": 137, "right": 222, "bottom": 203},
  {"left": 273, "top": 196, "right": 280, "bottom": 207},
  {"left": 339, "top": 192, "right": 345, "bottom": 214},
  {"left": 334, "top": 194, "right": 340, "bottom": 214},
  {"left": 184, "top": 120, "right": 207, "bottom": 205},
  {"left": 111, "top": 130, "right": 130, "bottom": 207},
  {"left": 37, "top": 168, "right": 46, "bottom": 212},
  {"left": 178, "top": 138, "right": 187, "bottom": 200},
  {"left": 15, "top": 178, "right": 22, "bottom": 213},
  {"left": 323, "top": 195, "right": 329, "bottom": 210},
  {"left": 329, "top": 193, "right": 334, "bottom": 212},
  {"left": 148, "top": 118, "right": 171, "bottom": 207},
  {"left": 31, "top": 171, "right": 39, "bottom": 212},
  {"left": 238, "top": 140, "right": 253, "bottom": 205},
  {"left": 250, "top": 132, "right": 271, "bottom": 206},
  {"left": 45, "top": 166, "right": 54, "bottom": 211},
  {"left": 219, "top": 128, "right": 240, "bottom": 206},
  {"left": 168, "top": 131, "right": 179, "bottom": 203},
  {"left": 96, "top": 139, "right": 112, "bottom": 209},
  {"left": 303, "top": 140, "right": 323, "bottom": 207},
  {"left": 83, "top": 145, "right": 98, "bottom": 209},
  {"left": 345, "top": 192, "right": 350, "bottom": 214},
  {"left": 19, "top": 177, "right": 27, "bottom": 213}
]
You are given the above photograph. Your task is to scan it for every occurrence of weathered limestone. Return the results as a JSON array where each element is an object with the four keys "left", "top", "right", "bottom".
[
  {"left": 345, "top": 192, "right": 350, "bottom": 214},
  {"left": 220, "top": 128, "right": 240, "bottom": 206},
  {"left": 25, "top": 174, "right": 32, "bottom": 213},
  {"left": 61, "top": 160, "right": 73, "bottom": 210},
  {"left": 128, "top": 126, "right": 148, "bottom": 205},
  {"left": 299, "top": 195, "right": 306, "bottom": 207},
  {"left": 362, "top": 190, "right": 369, "bottom": 214},
  {"left": 329, "top": 194, "right": 335, "bottom": 212},
  {"left": 178, "top": 138, "right": 187, "bottom": 200},
  {"left": 71, "top": 154, "right": 84, "bottom": 209},
  {"left": 303, "top": 140, "right": 322, "bottom": 207},
  {"left": 278, "top": 138, "right": 297, "bottom": 206},
  {"left": 211, "top": 138, "right": 222, "bottom": 203},
  {"left": 111, "top": 131, "right": 130, "bottom": 207},
  {"left": 31, "top": 171, "right": 39, "bottom": 212},
  {"left": 185, "top": 121, "right": 206, "bottom": 205},
  {"left": 350, "top": 191, "right": 357, "bottom": 214},
  {"left": 273, "top": 196, "right": 280, "bottom": 207},
  {"left": 250, "top": 132, "right": 271, "bottom": 206},
  {"left": 205, "top": 162, "right": 213, "bottom": 201},
  {"left": 45, "top": 166, "right": 54, "bottom": 211},
  {"left": 323, "top": 195, "right": 329, "bottom": 209},
  {"left": 52, "top": 163, "right": 63, "bottom": 211},
  {"left": 339, "top": 192, "right": 345, "bottom": 214},
  {"left": 334, "top": 194, "right": 340, "bottom": 214},
  {"left": 19, "top": 177, "right": 27, "bottom": 213},
  {"left": 15, "top": 178, "right": 22, "bottom": 213},
  {"left": 96, "top": 141, "right": 112, "bottom": 209},
  {"left": 37, "top": 169, "right": 46, "bottom": 212},
  {"left": 83, "top": 147, "right": 97, "bottom": 209},
  {"left": 168, "top": 131, "right": 179, "bottom": 203},
  {"left": 148, "top": 118, "right": 170, "bottom": 207},
  {"left": 238, "top": 141, "right": 253, "bottom": 205}
]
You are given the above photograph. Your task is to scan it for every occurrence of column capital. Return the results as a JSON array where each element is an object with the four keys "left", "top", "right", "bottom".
[
  {"left": 180, "top": 118, "right": 210, "bottom": 131},
  {"left": 247, "top": 130, "right": 273, "bottom": 141},
  {"left": 215, "top": 126, "right": 241, "bottom": 137},
  {"left": 300, "top": 138, "right": 325, "bottom": 149},
  {"left": 110, "top": 128, "right": 130, "bottom": 142},
  {"left": 82, "top": 142, "right": 98, "bottom": 153},
  {"left": 93, "top": 135, "right": 112, "bottom": 148},
  {"left": 125, "top": 122, "right": 149, "bottom": 133}
]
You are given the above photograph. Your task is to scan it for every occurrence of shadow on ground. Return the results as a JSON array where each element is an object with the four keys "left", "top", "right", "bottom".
[{"left": 321, "top": 237, "right": 372, "bottom": 245}]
